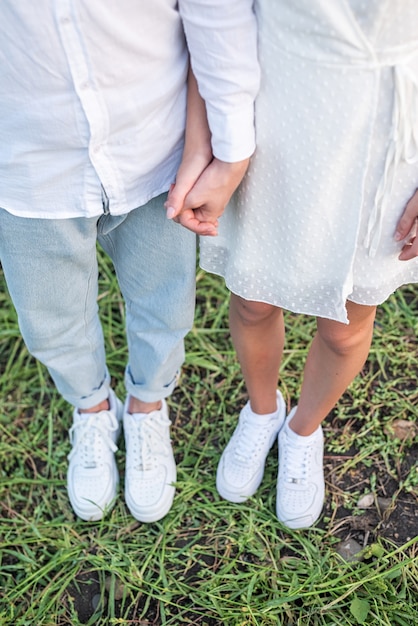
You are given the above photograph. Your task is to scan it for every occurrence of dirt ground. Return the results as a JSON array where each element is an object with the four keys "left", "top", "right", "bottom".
[{"left": 324, "top": 445, "right": 417, "bottom": 547}]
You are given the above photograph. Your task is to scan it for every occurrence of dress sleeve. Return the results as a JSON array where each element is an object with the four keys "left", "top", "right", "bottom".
[{"left": 178, "top": 0, "right": 260, "bottom": 162}]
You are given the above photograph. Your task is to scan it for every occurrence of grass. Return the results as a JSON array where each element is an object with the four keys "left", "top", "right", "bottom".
[{"left": 0, "top": 249, "right": 417, "bottom": 625}]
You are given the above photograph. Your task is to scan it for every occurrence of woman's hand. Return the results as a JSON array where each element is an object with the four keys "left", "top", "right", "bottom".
[
  {"left": 166, "top": 157, "right": 249, "bottom": 236},
  {"left": 395, "top": 189, "right": 418, "bottom": 260}
]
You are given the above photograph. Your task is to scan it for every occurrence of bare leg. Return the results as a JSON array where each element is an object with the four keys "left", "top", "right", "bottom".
[
  {"left": 79, "top": 400, "right": 110, "bottom": 413},
  {"left": 229, "top": 293, "right": 285, "bottom": 414},
  {"left": 290, "top": 301, "right": 377, "bottom": 436},
  {"left": 128, "top": 398, "right": 161, "bottom": 413},
  {"left": 216, "top": 294, "right": 286, "bottom": 503},
  {"left": 80, "top": 398, "right": 161, "bottom": 414}
]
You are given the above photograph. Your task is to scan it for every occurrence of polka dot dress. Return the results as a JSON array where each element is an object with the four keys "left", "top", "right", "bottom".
[{"left": 200, "top": 0, "right": 418, "bottom": 323}]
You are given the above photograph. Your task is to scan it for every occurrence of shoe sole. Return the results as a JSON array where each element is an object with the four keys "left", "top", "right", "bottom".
[{"left": 125, "top": 481, "right": 176, "bottom": 523}]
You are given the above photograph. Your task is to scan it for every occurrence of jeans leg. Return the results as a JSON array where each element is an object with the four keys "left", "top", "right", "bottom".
[
  {"left": 98, "top": 195, "right": 196, "bottom": 402},
  {"left": 0, "top": 209, "right": 110, "bottom": 409}
]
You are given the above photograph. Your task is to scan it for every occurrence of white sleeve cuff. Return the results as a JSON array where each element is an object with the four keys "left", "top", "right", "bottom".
[{"left": 207, "top": 104, "right": 256, "bottom": 162}]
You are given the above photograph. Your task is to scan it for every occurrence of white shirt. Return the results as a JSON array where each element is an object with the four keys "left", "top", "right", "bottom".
[{"left": 0, "top": 0, "right": 259, "bottom": 218}]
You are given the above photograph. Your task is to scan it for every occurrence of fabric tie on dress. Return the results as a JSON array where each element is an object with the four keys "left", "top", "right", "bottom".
[{"left": 365, "top": 62, "right": 418, "bottom": 257}]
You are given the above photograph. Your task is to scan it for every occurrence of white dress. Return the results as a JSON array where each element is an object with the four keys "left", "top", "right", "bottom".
[{"left": 200, "top": 0, "right": 418, "bottom": 323}]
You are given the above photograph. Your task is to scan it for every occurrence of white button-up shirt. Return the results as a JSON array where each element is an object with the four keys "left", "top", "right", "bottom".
[{"left": 0, "top": 0, "right": 259, "bottom": 218}]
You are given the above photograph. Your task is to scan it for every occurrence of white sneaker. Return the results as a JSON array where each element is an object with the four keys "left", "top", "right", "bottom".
[
  {"left": 123, "top": 400, "right": 176, "bottom": 523},
  {"left": 216, "top": 391, "right": 286, "bottom": 503},
  {"left": 67, "top": 390, "right": 123, "bottom": 521},
  {"left": 276, "top": 407, "right": 324, "bottom": 529}
]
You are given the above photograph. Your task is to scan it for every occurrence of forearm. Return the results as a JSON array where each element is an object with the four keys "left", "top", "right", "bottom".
[{"left": 184, "top": 67, "right": 212, "bottom": 165}]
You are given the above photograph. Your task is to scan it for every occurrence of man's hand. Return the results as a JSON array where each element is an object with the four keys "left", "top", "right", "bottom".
[
  {"left": 395, "top": 189, "right": 418, "bottom": 260},
  {"left": 166, "top": 157, "right": 250, "bottom": 236}
]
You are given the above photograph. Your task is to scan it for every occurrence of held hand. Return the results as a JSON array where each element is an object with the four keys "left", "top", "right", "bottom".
[
  {"left": 165, "top": 151, "right": 216, "bottom": 236},
  {"left": 166, "top": 157, "right": 250, "bottom": 236},
  {"left": 395, "top": 189, "right": 418, "bottom": 260}
]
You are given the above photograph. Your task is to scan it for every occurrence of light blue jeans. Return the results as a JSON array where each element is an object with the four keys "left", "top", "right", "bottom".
[{"left": 0, "top": 196, "right": 196, "bottom": 409}]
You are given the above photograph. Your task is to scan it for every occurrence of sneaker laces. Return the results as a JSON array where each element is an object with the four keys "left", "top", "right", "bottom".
[
  {"left": 282, "top": 436, "right": 314, "bottom": 486},
  {"left": 232, "top": 416, "right": 272, "bottom": 463},
  {"left": 68, "top": 412, "right": 119, "bottom": 468},
  {"left": 129, "top": 414, "right": 171, "bottom": 472}
]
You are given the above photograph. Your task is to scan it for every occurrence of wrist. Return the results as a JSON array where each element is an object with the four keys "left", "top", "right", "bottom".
[
  {"left": 214, "top": 156, "right": 250, "bottom": 167},
  {"left": 214, "top": 157, "right": 250, "bottom": 179},
  {"left": 181, "top": 146, "right": 213, "bottom": 171}
]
